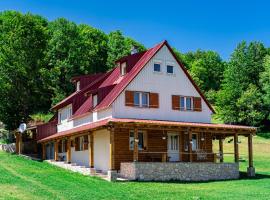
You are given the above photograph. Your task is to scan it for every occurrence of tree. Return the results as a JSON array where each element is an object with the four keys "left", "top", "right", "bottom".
[
  {"left": 260, "top": 55, "right": 270, "bottom": 121},
  {"left": 0, "top": 11, "right": 48, "bottom": 130},
  {"left": 216, "top": 41, "right": 268, "bottom": 126},
  {"left": 107, "top": 30, "right": 145, "bottom": 69}
]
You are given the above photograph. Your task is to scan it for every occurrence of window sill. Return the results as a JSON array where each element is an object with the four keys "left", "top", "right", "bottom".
[
  {"left": 166, "top": 73, "right": 176, "bottom": 77},
  {"left": 153, "top": 71, "right": 163, "bottom": 74}
]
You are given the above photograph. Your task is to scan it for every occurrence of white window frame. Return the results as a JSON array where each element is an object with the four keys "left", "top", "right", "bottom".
[
  {"left": 179, "top": 96, "right": 193, "bottom": 111},
  {"left": 121, "top": 62, "right": 127, "bottom": 76},
  {"left": 134, "top": 92, "right": 149, "bottom": 108},
  {"left": 58, "top": 104, "right": 72, "bottom": 124},
  {"left": 93, "top": 94, "right": 98, "bottom": 107},
  {"left": 192, "top": 133, "right": 198, "bottom": 151},
  {"left": 153, "top": 62, "right": 162, "bottom": 73},
  {"left": 79, "top": 136, "right": 84, "bottom": 151},
  {"left": 76, "top": 81, "right": 80, "bottom": 91}
]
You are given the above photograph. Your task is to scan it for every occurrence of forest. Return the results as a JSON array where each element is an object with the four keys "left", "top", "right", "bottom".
[{"left": 0, "top": 11, "right": 269, "bottom": 132}]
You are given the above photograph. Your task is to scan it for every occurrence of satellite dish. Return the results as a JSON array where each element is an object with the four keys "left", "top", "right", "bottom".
[{"left": 18, "top": 123, "right": 27, "bottom": 133}]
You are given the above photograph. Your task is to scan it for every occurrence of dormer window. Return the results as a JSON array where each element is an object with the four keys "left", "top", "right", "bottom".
[
  {"left": 76, "top": 81, "right": 80, "bottom": 91},
  {"left": 93, "top": 94, "right": 98, "bottom": 107},
  {"left": 121, "top": 62, "right": 127, "bottom": 76}
]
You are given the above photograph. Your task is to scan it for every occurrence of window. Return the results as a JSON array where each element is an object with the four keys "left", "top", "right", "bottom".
[
  {"left": 167, "top": 65, "right": 174, "bottom": 74},
  {"left": 121, "top": 62, "right": 127, "bottom": 76},
  {"left": 133, "top": 92, "right": 149, "bottom": 107},
  {"left": 154, "top": 63, "right": 161, "bottom": 72},
  {"left": 186, "top": 97, "right": 192, "bottom": 110},
  {"left": 141, "top": 93, "right": 149, "bottom": 107},
  {"left": 134, "top": 92, "right": 140, "bottom": 106},
  {"left": 180, "top": 97, "right": 185, "bottom": 110},
  {"left": 129, "top": 130, "right": 146, "bottom": 150},
  {"left": 169, "top": 135, "right": 179, "bottom": 150},
  {"left": 76, "top": 81, "right": 80, "bottom": 91},
  {"left": 93, "top": 94, "right": 98, "bottom": 107},
  {"left": 192, "top": 134, "right": 198, "bottom": 151},
  {"left": 79, "top": 136, "right": 84, "bottom": 151},
  {"left": 58, "top": 105, "right": 72, "bottom": 124}
]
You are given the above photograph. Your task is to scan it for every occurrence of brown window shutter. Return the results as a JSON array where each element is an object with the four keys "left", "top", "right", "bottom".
[
  {"left": 193, "top": 97, "right": 202, "bottom": 111},
  {"left": 149, "top": 93, "right": 159, "bottom": 108},
  {"left": 172, "top": 95, "right": 180, "bottom": 110},
  {"left": 75, "top": 137, "right": 79, "bottom": 151},
  {"left": 83, "top": 135, "right": 89, "bottom": 150},
  {"left": 125, "top": 90, "right": 134, "bottom": 106}
]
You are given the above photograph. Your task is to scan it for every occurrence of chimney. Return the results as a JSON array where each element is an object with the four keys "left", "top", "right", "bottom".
[{"left": 130, "top": 46, "right": 138, "bottom": 55}]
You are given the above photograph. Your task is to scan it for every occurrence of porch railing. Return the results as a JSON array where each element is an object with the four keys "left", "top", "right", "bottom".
[{"left": 138, "top": 151, "right": 238, "bottom": 163}]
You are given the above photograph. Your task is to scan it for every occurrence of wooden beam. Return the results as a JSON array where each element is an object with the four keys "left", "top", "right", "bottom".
[
  {"left": 219, "top": 138, "right": 224, "bottom": 163},
  {"left": 179, "top": 131, "right": 183, "bottom": 161},
  {"left": 188, "top": 129, "right": 192, "bottom": 162},
  {"left": 109, "top": 128, "right": 115, "bottom": 170},
  {"left": 234, "top": 133, "right": 239, "bottom": 163},
  {"left": 248, "top": 133, "right": 253, "bottom": 168},
  {"left": 42, "top": 143, "right": 46, "bottom": 160},
  {"left": 89, "top": 133, "right": 94, "bottom": 168},
  {"left": 54, "top": 140, "right": 59, "bottom": 161},
  {"left": 66, "top": 138, "right": 71, "bottom": 163},
  {"left": 133, "top": 128, "right": 139, "bottom": 162},
  {"left": 15, "top": 132, "right": 19, "bottom": 154}
]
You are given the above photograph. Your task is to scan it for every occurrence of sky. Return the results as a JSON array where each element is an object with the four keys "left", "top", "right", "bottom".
[{"left": 1, "top": 0, "right": 270, "bottom": 60}]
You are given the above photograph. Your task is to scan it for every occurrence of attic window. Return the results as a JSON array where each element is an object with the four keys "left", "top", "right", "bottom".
[
  {"left": 121, "top": 62, "right": 127, "bottom": 76},
  {"left": 93, "top": 94, "right": 98, "bottom": 107},
  {"left": 76, "top": 81, "right": 80, "bottom": 91}
]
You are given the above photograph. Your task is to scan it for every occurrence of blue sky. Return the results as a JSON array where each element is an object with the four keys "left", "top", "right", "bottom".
[{"left": 1, "top": 0, "right": 270, "bottom": 59}]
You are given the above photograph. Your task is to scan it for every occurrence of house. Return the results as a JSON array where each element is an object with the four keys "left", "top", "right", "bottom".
[{"left": 36, "top": 40, "right": 256, "bottom": 181}]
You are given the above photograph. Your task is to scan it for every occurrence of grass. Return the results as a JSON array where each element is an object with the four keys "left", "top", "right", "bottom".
[{"left": 0, "top": 136, "right": 270, "bottom": 200}]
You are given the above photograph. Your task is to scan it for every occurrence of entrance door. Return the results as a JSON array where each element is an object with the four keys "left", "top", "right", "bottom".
[{"left": 167, "top": 133, "right": 180, "bottom": 162}]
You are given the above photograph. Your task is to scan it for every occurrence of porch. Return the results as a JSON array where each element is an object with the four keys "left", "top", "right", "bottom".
[{"left": 38, "top": 118, "right": 256, "bottom": 181}]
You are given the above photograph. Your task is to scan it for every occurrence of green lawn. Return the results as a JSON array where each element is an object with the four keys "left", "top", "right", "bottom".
[{"left": 0, "top": 136, "right": 270, "bottom": 200}]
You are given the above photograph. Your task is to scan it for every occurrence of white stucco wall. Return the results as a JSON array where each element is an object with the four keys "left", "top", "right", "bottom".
[
  {"left": 93, "top": 129, "right": 110, "bottom": 172},
  {"left": 93, "top": 108, "right": 112, "bottom": 122},
  {"left": 71, "top": 147, "right": 89, "bottom": 167},
  {"left": 57, "top": 108, "right": 112, "bottom": 133},
  {"left": 112, "top": 45, "right": 213, "bottom": 123}
]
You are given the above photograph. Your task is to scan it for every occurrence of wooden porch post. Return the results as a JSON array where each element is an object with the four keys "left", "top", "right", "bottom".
[
  {"left": 66, "top": 138, "right": 71, "bottom": 163},
  {"left": 234, "top": 133, "right": 239, "bottom": 163},
  {"left": 219, "top": 138, "right": 224, "bottom": 163},
  {"left": 188, "top": 129, "right": 192, "bottom": 162},
  {"left": 247, "top": 133, "right": 255, "bottom": 176},
  {"left": 42, "top": 143, "right": 46, "bottom": 160},
  {"left": 133, "top": 128, "right": 139, "bottom": 162},
  {"left": 179, "top": 132, "right": 183, "bottom": 162},
  {"left": 248, "top": 133, "right": 253, "bottom": 168},
  {"left": 54, "top": 140, "right": 59, "bottom": 161},
  {"left": 89, "top": 133, "right": 94, "bottom": 168},
  {"left": 15, "top": 132, "right": 19, "bottom": 154},
  {"left": 109, "top": 128, "right": 115, "bottom": 170}
]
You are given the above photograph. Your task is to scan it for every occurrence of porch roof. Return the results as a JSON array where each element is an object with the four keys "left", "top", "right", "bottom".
[{"left": 38, "top": 118, "right": 256, "bottom": 143}]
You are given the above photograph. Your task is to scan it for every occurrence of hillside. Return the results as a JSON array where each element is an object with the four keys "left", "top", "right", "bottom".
[{"left": 0, "top": 136, "right": 269, "bottom": 200}]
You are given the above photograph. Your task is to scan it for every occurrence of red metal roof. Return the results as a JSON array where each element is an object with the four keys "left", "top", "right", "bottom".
[
  {"left": 52, "top": 40, "right": 215, "bottom": 119},
  {"left": 109, "top": 118, "right": 257, "bottom": 131},
  {"left": 94, "top": 40, "right": 215, "bottom": 113},
  {"left": 38, "top": 118, "right": 109, "bottom": 143},
  {"left": 38, "top": 117, "right": 256, "bottom": 143}
]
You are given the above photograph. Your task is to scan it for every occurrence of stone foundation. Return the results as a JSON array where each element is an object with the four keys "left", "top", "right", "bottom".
[{"left": 120, "top": 162, "right": 239, "bottom": 181}]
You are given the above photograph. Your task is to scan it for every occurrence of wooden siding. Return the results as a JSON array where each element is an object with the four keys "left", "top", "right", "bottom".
[{"left": 114, "top": 128, "right": 213, "bottom": 170}]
